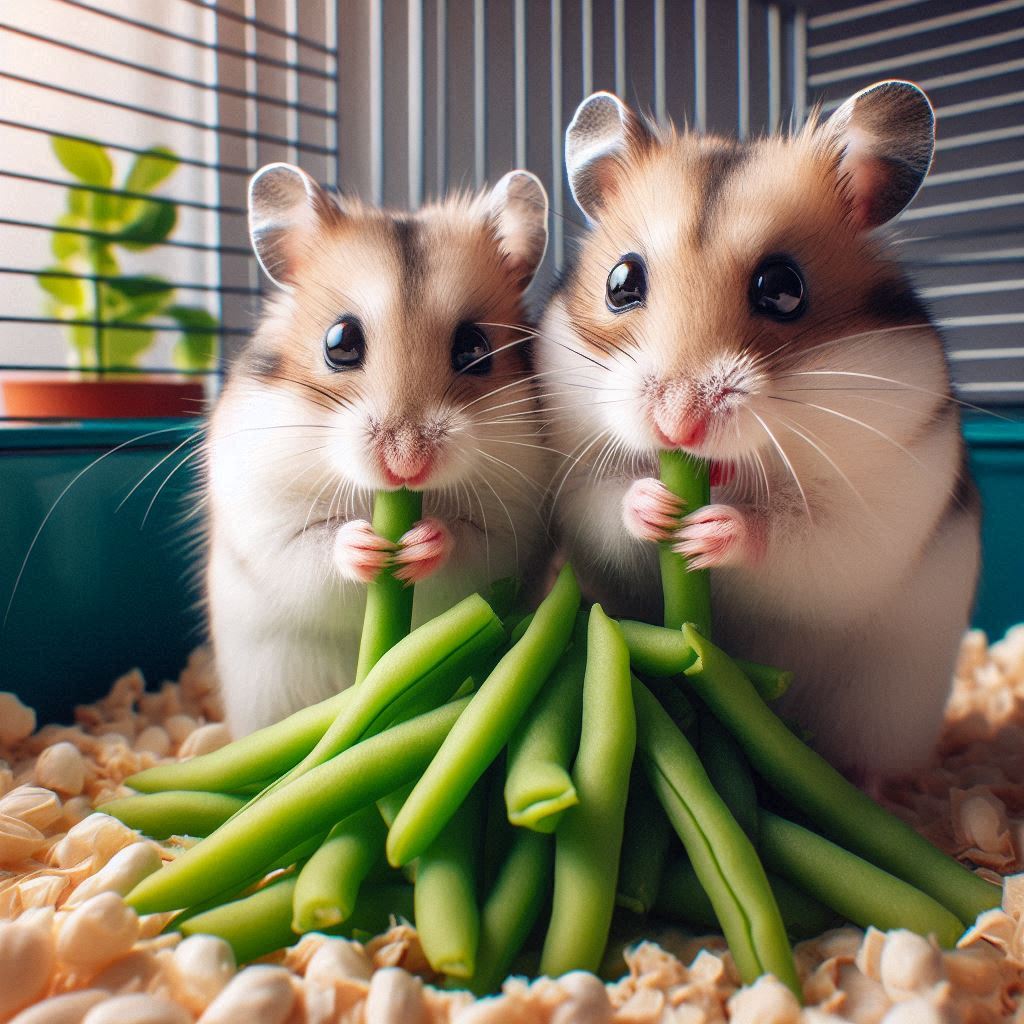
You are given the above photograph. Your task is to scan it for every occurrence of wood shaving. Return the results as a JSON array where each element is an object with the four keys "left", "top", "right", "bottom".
[{"left": 3, "top": 631, "right": 1024, "bottom": 1022}]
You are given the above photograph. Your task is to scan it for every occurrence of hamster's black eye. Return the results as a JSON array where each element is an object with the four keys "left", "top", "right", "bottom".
[
  {"left": 750, "top": 259, "right": 806, "bottom": 320},
  {"left": 324, "top": 317, "right": 365, "bottom": 370},
  {"left": 606, "top": 255, "right": 647, "bottom": 311},
  {"left": 452, "top": 323, "right": 491, "bottom": 375}
]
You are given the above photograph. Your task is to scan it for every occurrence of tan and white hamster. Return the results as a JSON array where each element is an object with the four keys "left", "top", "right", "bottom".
[
  {"left": 206, "top": 164, "right": 552, "bottom": 737},
  {"left": 537, "top": 82, "right": 980, "bottom": 784}
]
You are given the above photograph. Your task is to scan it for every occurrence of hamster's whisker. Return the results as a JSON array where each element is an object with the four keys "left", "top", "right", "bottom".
[
  {"left": 768, "top": 408, "right": 878, "bottom": 522},
  {"left": 475, "top": 469, "right": 520, "bottom": 571},
  {"left": 116, "top": 429, "right": 206, "bottom": 514},
  {"left": 775, "top": 369, "right": 1016, "bottom": 422},
  {"left": 746, "top": 407, "right": 814, "bottom": 524},
  {"left": 473, "top": 448, "right": 548, "bottom": 496},
  {"left": 438, "top": 333, "right": 539, "bottom": 403},
  {"left": 764, "top": 394, "right": 931, "bottom": 476},
  {"left": 752, "top": 321, "right": 934, "bottom": 375},
  {"left": 548, "top": 425, "right": 612, "bottom": 515},
  {"left": 141, "top": 444, "right": 211, "bottom": 530}
]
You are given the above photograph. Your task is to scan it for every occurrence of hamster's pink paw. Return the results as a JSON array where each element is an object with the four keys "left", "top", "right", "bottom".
[
  {"left": 672, "top": 504, "right": 763, "bottom": 569},
  {"left": 334, "top": 519, "right": 395, "bottom": 583},
  {"left": 622, "top": 478, "right": 685, "bottom": 543},
  {"left": 393, "top": 517, "right": 454, "bottom": 583}
]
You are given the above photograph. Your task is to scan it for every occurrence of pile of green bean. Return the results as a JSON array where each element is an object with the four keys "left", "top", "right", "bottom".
[{"left": 111, "top": 475, "right": 1001, "bottom": 1000}]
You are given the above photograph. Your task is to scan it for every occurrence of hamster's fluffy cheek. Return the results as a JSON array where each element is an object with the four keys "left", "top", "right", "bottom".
[{"left": 539, "top": 303, "right": 651, "bottom": 453}]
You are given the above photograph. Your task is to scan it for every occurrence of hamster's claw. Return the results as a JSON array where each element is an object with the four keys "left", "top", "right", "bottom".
[
  {"left": 393, "top": 517, "right": 455, "bottom": 584},
  {"left": 334, "top": 519, "right": 396, "bottom": 584},
  {"left": 623, "top": 477, "right": 685, "bottom": 543},
  {"left": 671, "top": 504, "right": 762, "bottom": 570}
]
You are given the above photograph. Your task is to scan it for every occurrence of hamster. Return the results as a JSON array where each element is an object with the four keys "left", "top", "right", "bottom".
[
  {"left": 537, "top": 81, "right": 980, "bottom": 785},
  {"left": 205, "top": 163, "right": 552, "bottom": 737}
]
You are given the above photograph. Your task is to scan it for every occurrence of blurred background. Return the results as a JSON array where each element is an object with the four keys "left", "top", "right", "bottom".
[{"left": 0, "top": 0, "right": 1021, "bottom": 717}]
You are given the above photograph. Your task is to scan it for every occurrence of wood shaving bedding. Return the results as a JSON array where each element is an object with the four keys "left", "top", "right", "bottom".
[{"left": 2, "top": 630, "right": 1024, "bottom": 1023}]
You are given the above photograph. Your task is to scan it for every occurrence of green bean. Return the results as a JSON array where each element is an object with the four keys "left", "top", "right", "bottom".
[
  {"left": 99, "top": 792, "right": 246, "bottom": 839},
  {"left": 618, "top": 620, "right": 790, "bottom": 701},
  {"left": 292, "top": 805, "right": 388, "bottom": 932},
  {"left": 414, "top": 784, "right": 483, "bottom": 978},
  {"left": 386, "top": 564, "right": 580, "bottom": 867},
  {"left": 466, "top": 830, "right": 552, "bottom": 996},
  {"left": 270, "top": 595, "right": 502, "bottom": 792},
  {"left": 758, "top": 812, "right": 965, "bottom": 948},
  {"left": 355, "top": 488, "right": 422, "bottom": 684},
  {"left": 616, "top": 770, "right": 672, "bottom": 915},
  {"left": 180, "top": 875, "right": 300, "bottom": 964},
  {"left": 504, "top": 640, "right": 585, "bottom": 832},
  {"left": 656, "top": 858, "right": 839, "bottom": 941},
  {"left": 179, "top": 878, "right": 414, "bottom": 963},
  {"left": 734, "top": 660, "right": 792, "bottom": 703},
  {"left": 540, "top": 605, "right": 635, "bottom": 977},
  {"left": 632, "top": 677, "right": 800, "bottom": 997},
  {"left": 680, "top": 626, "right": 1001, "bottom": 926},
  {"left": 377, "top": 783, "right": 415, "bottom": 829},
  {"left": 126, "top": 697, "right": 470, "bottom": 914},
  {"left": 699, "top": 713, "right": 758, "bottom": 842},
  {"left": 658, "top": 451, "right": 711, "bottom": 635},
  {"left": 160, "top": 834, "right": 327, "bottom": 934},
  {"left": 485, "top": 577, "right": 521, "bottom": 620},
  {"left": 125, "top": 689, "right": 353, "bottom": 794}
]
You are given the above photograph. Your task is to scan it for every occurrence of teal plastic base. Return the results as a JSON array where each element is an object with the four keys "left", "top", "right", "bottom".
[
  {"left": 1, "top": 420, "right": 205, "bottom": 724},
  {"left": 1, "top": 415, "right": 1021, "bottom": 724}
]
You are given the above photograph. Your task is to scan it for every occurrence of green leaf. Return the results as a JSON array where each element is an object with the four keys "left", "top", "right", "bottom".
[
  {"left": 118, "top": 199, "right": 177, "bottom": 249},
  {"left": 69, "top": 323, "right": 98, "bottom": 364},
  {"left": 52, "top": 214, "right": 87, "bottom": 260},
  {"left": 92, "top": 189, "right": 125, "bottom": 227},
  {"left": 108, "top": 274, "right": 174, "bottom": 298},
  {"left": 124, "top": 147, "right": 179, "bottom": 194},
  {"left": 168, "top": 305, "right": 219, "bottom": 370},
  {"left": 38, "top": 267, "right": 86, "bottom": 308},
  {"left": 51, "top": 136, "right": 113, "bottom": 187},
  {"left": 110, "top": 284, "right": 175, "bottom": 324},
  {"left": 102, "top": 326, "right": 154, "bottom": 368},
  {"left": 68, "top": 187, "right": 90, "bottom": 217}
]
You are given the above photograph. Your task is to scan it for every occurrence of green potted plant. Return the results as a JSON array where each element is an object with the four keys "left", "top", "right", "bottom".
[{"left": 1, "top": 136, "right": 219, "bottom": 419}]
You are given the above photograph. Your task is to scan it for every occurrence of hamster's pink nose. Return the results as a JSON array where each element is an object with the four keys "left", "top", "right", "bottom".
[
  {"left": 380, "top": 449, "right": 434, "bottom": 486},
  {"left": 652, "top": 408, "right": 707, "bottom": 449}
]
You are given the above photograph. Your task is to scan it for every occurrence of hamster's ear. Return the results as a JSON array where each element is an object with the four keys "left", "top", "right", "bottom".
[
  {"left": 248, "top": 162, "right": 339, "bottom": 289},
  {"left": 565, "top": 92, "right": 651, "bottom": 222},
  {"left": 824, "top": 80, "right": 934, "bottom": 229},
  {"left": 488, "top": 170, "right": 549, "bottom": 288}
]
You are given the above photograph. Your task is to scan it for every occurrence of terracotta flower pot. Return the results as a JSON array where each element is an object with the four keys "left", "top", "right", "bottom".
[{"left": 1, "top": 372, "right": 206, "bottom": 419}]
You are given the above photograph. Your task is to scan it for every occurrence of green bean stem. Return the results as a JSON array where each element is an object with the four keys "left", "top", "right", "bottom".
[
  {"left": 386, "top": 564, "right": 581, "bottom": 867},
  {"left": 126, "top": 697, "right": 470, "bottom": 914},
  {"left": 658, "top": 451, "right": 711, "bottom": 634},
  {"left": 100, "top": 792, "right": 246, "bottom": 839},
  {"left": 466, "top": 830, "right": 553, "bottom": 996},
  {"left": 125, "top": 689, "right": 353, "bottom": 794},
  {"left": 633, "top": 677, "right": 800, "bottom": 997},
  {"left": 616, "top": 770, "right": 672, "bottom": 915},
  {"left": 292, "top": 804, "right": 388, "bottom": 932},
  {"left": 758, "top": 812, "right": 965, "bottom": 948},
  {"left": 656, "top": 858, "right": 839, "bottom": 942},
  {"left": 699, "top": 713, "right": 759, "bottom": 843},
  {"left": 504, "top": 640, "right": 586, "bottom": 832},
  {"left": 618, "top": 619, "right": 791, "bottom": 701},
  {"left": 540, "top": 606, "right": 636, "bottom": 977},
  {"left": 680, "top": 625, "right": 1001, "bottom": 927},
  {"left": 355, "top": 488, "right": 423, "bottom": 684},
  {"left": 414, "top": 784, "right": 483, "bottom": 978},
  {"left": 272, "top": 596, "right": 502, "bottom": 792}
]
